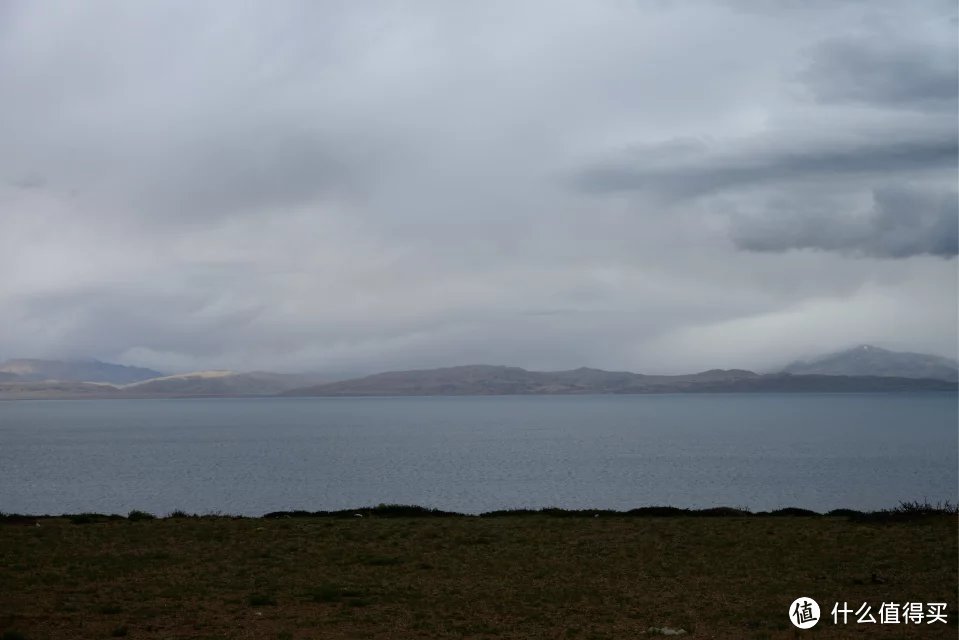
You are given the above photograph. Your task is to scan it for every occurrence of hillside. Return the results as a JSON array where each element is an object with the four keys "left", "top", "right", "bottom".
[
  {"left": 2, "top": 351, "right": 955, "bottom": 400},
  {"left": 279, "top": 365, "right": 653, "bottom": 396},
  {"left": 783, "top": 345, "right": 958, "bottom": 381},
  {"left": 0, "top": 381, "right": 125, "bottom": 399},
  {"left": 122, "top": 371, "right": 329, "bottom": 396},
  {"left": 0, "top": 359, "right": 163, "bottom": 384},
  {"left": 280, "top": 365, "right": 954, "bottom": 396}
]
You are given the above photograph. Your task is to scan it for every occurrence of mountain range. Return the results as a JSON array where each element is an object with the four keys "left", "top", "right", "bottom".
[
  {"left": 782, "top": 345, "right": 958, "bottom": 381},
  {"left": 281, "top": 364, "right": 954, "bottom": 397},
  {"left": 121, "top": 370, "right": 330, "bottom": 396},
  {"left": 0, "top": 345, "right": 954, "bottom": 399}
]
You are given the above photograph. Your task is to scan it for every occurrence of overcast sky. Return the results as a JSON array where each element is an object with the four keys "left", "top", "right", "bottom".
[{"left": 1, "top": 0, "right": 956, "bottom": 375}]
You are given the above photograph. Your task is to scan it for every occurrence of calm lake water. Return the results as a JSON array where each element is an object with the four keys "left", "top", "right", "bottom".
[{"left": 1, "top": 393, "right": 956, "bottom": 516}]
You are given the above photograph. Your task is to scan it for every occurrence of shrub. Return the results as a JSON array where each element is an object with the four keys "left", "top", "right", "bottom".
[
  {"left": 826, "top": 508, "right": 864, "bottom": 518},
  {"left": 0, "top": 514, "right": 39, "bottom": 525},
  {"left": 852, "top": 500, "right": 958, "bottom": 523},
  {"left": 69, "top": 513, "right": 125, "bottom": 525},
  {"left": 766, "top": 507, "right": 820, "bottom": 517},
  {"left": 626, "top": 506, "right": 689, "bottom": 517},
  {"left": 894, "top": 500, "right": 957, "bottom": 515},
  {"left": 369, "top": 504, "right": 461, "bottom": 518},
  {"left": 127, "top": 510, "right": 156, "bottom": 522}
]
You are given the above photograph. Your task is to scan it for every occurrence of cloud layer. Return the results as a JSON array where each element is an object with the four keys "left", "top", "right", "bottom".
[
  {"left": 731, "top": 186, "right": 958, "bottom": 258},
  {"left": 1, "top": 0, "right": 956, "bottom": 374}
]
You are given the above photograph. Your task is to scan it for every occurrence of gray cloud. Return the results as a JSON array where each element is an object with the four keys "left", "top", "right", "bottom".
[
  {"left": 10, "top": 173, "right": 45, "bottom": 190},
  {"left": 141, "top": 127, "right": 374, "bottom": 221},
  {"left": 571, "top": 131, "right": 957, "bottom": 199},
  {"left": 801, "top": 34, "right": 958, "bottom": 109},
  {"left": 565, "top": 2, "right": 956, "bottom": 267},
  {"left": 731, "top": 186, "right": 959, "bottom": 258},
  {"left": 0, "top": 0, "right": 955, "bottom": 374}
]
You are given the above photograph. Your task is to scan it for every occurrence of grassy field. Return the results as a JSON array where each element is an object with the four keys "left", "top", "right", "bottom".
[{"left": 1, "top": 511, "right": 955, "bottom": 639}]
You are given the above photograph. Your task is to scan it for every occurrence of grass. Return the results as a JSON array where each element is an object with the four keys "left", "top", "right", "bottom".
[
  {"left": 0, "top": 508, "right": 955, "bottom": 639},
  {"left": 247, "top": 593, "right": 278, "bottom": 607}
]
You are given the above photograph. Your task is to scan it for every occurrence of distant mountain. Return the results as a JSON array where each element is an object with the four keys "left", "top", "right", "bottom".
[
  {"left": 0, "top": 380, "right": 125, "bottom": 399},
  {"left": 122, "top": 371, "right": 330, "bottom": 396},
  {"left": 782, "top": 345, "right": 958, "bottom": 382},
  {"left": 0, "top": 359, "right": 163, "bottom": 384},
  {"left": 280, "top": 365, "right": 643, "bottom": 396},
  {"left": 280, "top": 364, "right": 955, "bottom": 396},
  {"left": 1, "top": 355, "right": 954, "bottom": 400}
]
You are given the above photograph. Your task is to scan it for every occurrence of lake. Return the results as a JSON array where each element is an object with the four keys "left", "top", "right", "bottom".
[{"left": 1, "top": 393, "right": 955, "bottom": 516}]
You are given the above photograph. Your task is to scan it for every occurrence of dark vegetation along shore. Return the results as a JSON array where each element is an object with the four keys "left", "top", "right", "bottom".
[{"left": 2, "top": 503, "right": 956, "bottom": 639}]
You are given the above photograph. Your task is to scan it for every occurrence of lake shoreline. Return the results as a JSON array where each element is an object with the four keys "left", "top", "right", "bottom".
[{"left": 4, "top": 500, "right": 957, "bottom": 523}]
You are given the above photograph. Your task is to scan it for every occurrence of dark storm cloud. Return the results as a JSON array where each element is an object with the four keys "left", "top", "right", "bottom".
[
  {"left": 801, "top": 35, "right": 958, "bottom": 109},
  {"left": 567, "top": 2, "right": 956, "bottom": 267},
  {"left": 731, "top": 186, "right": 959, "bottom": 258},
  {"left": 571, "top": 132, "right": 957, "bottom": 199}
]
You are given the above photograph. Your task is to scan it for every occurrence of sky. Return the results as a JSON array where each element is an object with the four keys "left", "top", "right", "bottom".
[{"left": 1, "top": 0, "right": 956, "bottom": 375}]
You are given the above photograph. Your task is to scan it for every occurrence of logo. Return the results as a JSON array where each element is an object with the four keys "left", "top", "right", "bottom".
[{"left": 789, "top": 597, "right": 820, "bottom": 629}]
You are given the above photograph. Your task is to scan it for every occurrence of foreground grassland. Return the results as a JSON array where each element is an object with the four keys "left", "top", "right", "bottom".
[{"left": 1, "top": 514, "right": 956, "bottom": 639}]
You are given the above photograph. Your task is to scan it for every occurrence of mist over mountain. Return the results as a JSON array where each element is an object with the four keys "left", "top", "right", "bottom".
[
  {"left": 0, "top": 359, "right": 163, "bottom": 385},
  {"left": 0, "top": 364, "right": 334, "bottom": 399},
  {"left": 122, "top": 371, "right": 331, "bottom": 396},
  {"left": 782, "top": 345, "right": 958, "bottom": 381}
]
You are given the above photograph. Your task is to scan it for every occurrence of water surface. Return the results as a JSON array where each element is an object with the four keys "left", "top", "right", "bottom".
[{"left": 1, "top": 393, "right": 955, "bottom": 515}]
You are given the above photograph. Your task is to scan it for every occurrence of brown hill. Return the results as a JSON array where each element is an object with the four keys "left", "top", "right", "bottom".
[
  {"left": 281, "top": 365, "right": 955, "bottom": 396},
  {"left": 121, "top": 371, "right": 330, "bottom": 396},
  {"left": 283, "top": 365, "right": 902, "bottom": 396}
]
